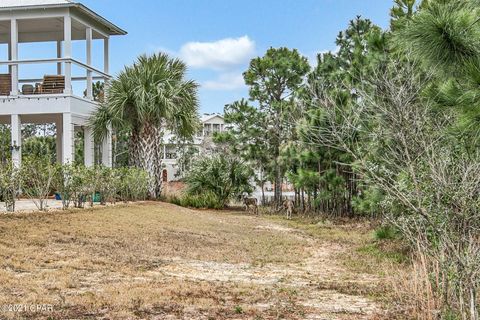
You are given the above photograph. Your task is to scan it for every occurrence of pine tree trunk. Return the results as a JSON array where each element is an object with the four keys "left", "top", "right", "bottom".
[
  {"left": 137, "top": 123, "right": 164, "bottom": 199},
  {"left": 274, "top": 166, "right": 282, "bottom": 209}
]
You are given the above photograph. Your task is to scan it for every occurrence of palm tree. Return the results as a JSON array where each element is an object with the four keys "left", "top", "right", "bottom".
[{"left": 90, "top": 53, "right": 199, "bottom": 198}]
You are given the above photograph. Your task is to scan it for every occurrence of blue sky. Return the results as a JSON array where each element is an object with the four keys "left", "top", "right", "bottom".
[{"left": 74, "top": 0, "right": 393, "bottom": 114}]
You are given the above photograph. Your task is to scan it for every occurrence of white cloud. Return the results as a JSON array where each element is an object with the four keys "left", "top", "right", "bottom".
[
  {"left": 203, "top": 73, "right": 245, "bottom": 91},
  {"left": 180, "top": 36, "right": 255, "bottom": 70}
]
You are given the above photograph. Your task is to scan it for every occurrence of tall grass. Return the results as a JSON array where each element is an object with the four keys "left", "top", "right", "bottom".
[
  {"left": 168, "top": 191, "right": 224, "bottom": 209},
  {"left": 389, "top": 249, "right": 449, "bottom": 320}
]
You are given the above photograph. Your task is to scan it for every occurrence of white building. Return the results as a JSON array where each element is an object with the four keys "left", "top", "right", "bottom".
[
  {"left": 0, "top": 0, "right": 126, "bottom": 167},
  {"left": 162, "top": 113, "right": 226, "bottom": 182}
]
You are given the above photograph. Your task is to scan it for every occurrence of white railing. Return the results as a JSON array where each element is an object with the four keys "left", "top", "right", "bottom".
[{"left": 0, "top": 57, "right": 110, "bottom": 100}]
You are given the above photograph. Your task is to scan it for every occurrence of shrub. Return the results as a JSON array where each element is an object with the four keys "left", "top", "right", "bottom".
[
  {"left": 20, "top": 156, "right": 56, "bottom": 211},
  {"left": 4, "top": 160, "right": 150, "bottom": 212},
  {"left": 172, "top": 191, "right": 224, "bottom": 209},
  {"left": 96, "top": 166, "right": 117, "bottom": 205},
  {"left": 115, "top": 167, "right": 149, "bottom": 202},
  {"left": 184, "top": 154, "right": 253, "bottom": 208},
  {"left": 0, "top": 163, "right": 19, "bottom": 212},
  {"left": 52, "top": 163, "right": 75, "bottom": 209},
  {"left": 375, "top": 225, "right": 399, "bottom": 241}
]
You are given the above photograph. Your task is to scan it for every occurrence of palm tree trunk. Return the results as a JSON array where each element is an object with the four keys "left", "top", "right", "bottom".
[
  {"left": 128, "top": 130, "right": 141, "bottom": 168},
  {"left": 138, "top": 122, "right": 164, "bottom": 199}
]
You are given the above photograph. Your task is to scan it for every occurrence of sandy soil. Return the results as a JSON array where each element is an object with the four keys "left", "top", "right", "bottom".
[{"left": 0, "top": 202, "right": 385, "bottom": 319}]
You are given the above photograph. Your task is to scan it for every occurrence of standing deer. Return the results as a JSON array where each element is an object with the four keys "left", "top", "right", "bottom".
[
  {"left": 243, "top": 196, "right": 259, "bottom": 215},
  {"left": 283, "top": 199, "right": 294, "bottom": 220}
]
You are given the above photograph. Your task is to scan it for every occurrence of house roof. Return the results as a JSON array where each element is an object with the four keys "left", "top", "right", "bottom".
[
  {"left": 0, "top": 0, "right": 127, "bottom": 36},
  {"left": 0, "top": 0, "right": 72, "bottom": 7},
  {"left": 201, "top": 113, "right": 224, "bottom": 123}
]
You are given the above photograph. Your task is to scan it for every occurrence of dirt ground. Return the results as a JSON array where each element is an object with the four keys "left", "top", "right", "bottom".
[{"left": 0, "top": 202, "right": 393, "bottom": 319}]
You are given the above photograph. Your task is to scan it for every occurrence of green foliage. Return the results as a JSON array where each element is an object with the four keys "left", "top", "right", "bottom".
[
  {"left": 116, "top": 167, "right": 150, "bottom": 202},
  {"left": 184, "top": 154, "right": 254, "bottom": 208},
  {"left": 0, "top": 125, "right": 11, "bottom": 163},
  {"left": 244, "top": 47, "right": 310, "bottom": 103},
  {"left": 22, "top": 136, "right": 56, "bottom": 163},
  {"left": 52, "top": 164, "right": 75, "bottom": 209},
  {"left": 394, "top": 0, "right": 480, "bottom": 141},
  {"left": 352, "top": 185, "right": 385, "bottom": 217},
  {"left": 217, "top": 99, "right": 270, "bottom": 203},
  {"left": 90, "top": 53, "right": 199, "bottom": 197},
  {"left": 374, "top": 225, "right": 399, "bottom": 240},
  {"left": 224, "top": 48, "right": 310, "bottom": 207},
  {"left": 20, "top": 156, "right": 56, "bottom": 211},
  {"left": 399, "top": 0, "right": 480, "bottom": 72},
  {"left": 170, "top": 191, "right": 223, "bottom": 210},
  {"left": 390, "top": 0, "right": 417, "bottom": 31},
  {"left": 91, "top": 53, "right": 199, "bottom": 141},
  {"left": 0, "top": 163, "right": 18, "bottom": 212}
]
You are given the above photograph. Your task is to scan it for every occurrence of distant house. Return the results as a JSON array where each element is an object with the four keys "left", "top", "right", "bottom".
[
  {"left": 162, "top": 113, "right": 226, "bottom": 182},
  {"left": 0, "top": 0, "right": 126, "bottom": 167}
]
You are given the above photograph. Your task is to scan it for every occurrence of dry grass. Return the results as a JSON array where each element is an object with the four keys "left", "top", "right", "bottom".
[{"left": 0, "top": 202, "right": 393, "bottom": 319}]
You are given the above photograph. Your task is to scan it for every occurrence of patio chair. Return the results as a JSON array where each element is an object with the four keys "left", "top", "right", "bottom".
[
  {"left": 22, "top": 84, "right": 34, "bottom": 95},
  {"left": 0, "top": 74, "right": 12, "bottom": 96},
  {"left": 37, "top": 75, "right": 65, "bottom": 94}
]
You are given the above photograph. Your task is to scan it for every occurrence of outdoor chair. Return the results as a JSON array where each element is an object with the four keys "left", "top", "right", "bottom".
[
  {"left": 22, "top": 84, "right": 34, "bottom": 95},
  {"left": 0, "top": 73, "right": 12, "bottom": 95},
  {"left": 37, "top": 75, "right": 65, "bottom": 94}
]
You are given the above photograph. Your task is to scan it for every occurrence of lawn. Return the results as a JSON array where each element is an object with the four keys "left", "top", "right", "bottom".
[{"left": 0, "top": 202, "right": 397, "bottom": 319}]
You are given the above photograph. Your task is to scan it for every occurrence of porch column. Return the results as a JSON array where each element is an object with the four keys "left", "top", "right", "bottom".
[
  {"left": 101, "top": 125, "right": 112, "bottom": 167},
  {"left": 56, "top": 41, "right": 62, "bottom": 75},
  {"left": 10, "top": 19, "right": 18, "bottom": 96},
  {"left": 62, "top": 113, "right": 74, "bottom": 164},
  {"left": 55, "top": 120, "right": 63, "bottom": 164},
  {"left": 86, "top": 27, "right": 93, "bottom": 100},
  {"left": 63, "top": 15, "right": 72, "bottom": 94},
  {"left": 104, "top": 37, "right": 109, "bottom": 75},
  {"left": 10, "top": 114, "right": 21, "bottom": 168},
  {"left": 84, "top": 127, "right": 94, "bottom": 167}
]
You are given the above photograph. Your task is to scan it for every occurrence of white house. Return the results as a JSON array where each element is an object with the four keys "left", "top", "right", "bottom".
[
  {"left": 162, "top": 113, "right": 226, "bottom": 182},
  {"left": 0, "top": 0, "right": 126, "bottom": 167}
]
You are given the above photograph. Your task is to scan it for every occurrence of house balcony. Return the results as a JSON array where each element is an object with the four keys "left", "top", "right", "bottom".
[
  {"left": 0, "top": 57, "right": 110, "bottom": 117},
  {"left": 0, "top": 1, "right": 126, "bottom": 168}
]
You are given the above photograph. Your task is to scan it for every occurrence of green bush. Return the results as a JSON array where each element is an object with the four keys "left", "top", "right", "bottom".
[
  {"left": 52, "top": 164, "right": 75, "bottom": 209},
  {"left": 0, "top": 163, "right": 19, "bottom": 212},
  {"left": 183, "top": 154, "right": 253, "bottom": 208},
  {"left": 116, "top": 167, "right": 149, "bottom": 202},
  {"left": 374, "top": 224, "right": 399, "bottom": 241},
  {"left": 20, "top": 156, "right": 56, "bottom": 211},
  {"left": 171, "top": 191, "right": 224, "bottom": 209},
  {"left": 2, "top": 158, "right": 150, "bottom": 212}
]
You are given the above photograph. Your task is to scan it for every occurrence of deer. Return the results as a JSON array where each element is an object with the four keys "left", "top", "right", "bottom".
[
  {"left": 283, "top": 199, "right": 294, "bottom": 220},
  {"left": 243, "top": 196, "right": 259, "bottom": 215}
]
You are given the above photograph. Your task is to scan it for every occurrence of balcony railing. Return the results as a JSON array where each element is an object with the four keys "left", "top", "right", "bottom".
[{"left": 0, "top": 57, "right": 110, "bottom": 101}]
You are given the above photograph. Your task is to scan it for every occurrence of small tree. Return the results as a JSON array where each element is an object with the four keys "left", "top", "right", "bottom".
[
  {"left": 21, "top": 157, "right": 56, "bottom": 211},
  {"left": 52, "top": 164, "right": 75, "bottom": 209},
  {"left": 0, "top": 163, "right": 19, "bottom": 212}
]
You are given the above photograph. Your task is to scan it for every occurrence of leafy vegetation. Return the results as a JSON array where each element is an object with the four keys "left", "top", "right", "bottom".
[
  {"left": 90, "top": 53, "right": 199, "bottom": 198},
  {"left": 207, "top": 0, "right": 480, "bottom": 318},
  {"left": 182, "top": 154, "right": 254, "bottom": 208},
  {"left": 1, "top": 0, "right": 479, "bottom": 318}
]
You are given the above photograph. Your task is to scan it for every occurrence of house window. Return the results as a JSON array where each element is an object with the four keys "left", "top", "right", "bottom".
[
  {"left": 204, "top": 123, "right": 212, "bottom": 136},
  {"left": 165, "top": 145, "right": 177, "bottom": 159}
]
